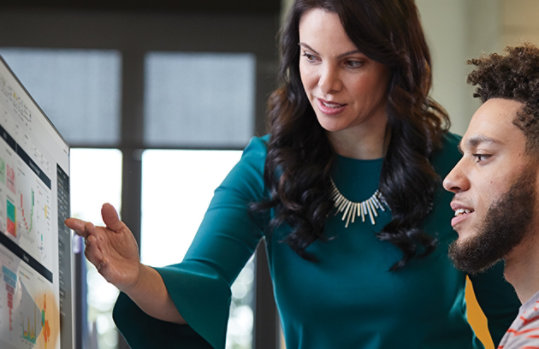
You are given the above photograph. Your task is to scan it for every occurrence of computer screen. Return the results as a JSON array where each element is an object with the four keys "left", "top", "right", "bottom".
[{"left": 0, "top": 56, "right": 72, "bottom": 349}]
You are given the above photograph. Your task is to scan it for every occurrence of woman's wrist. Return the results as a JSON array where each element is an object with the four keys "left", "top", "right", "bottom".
[{"left": 118, "top": 262, "right": 147, "bottom": 296}]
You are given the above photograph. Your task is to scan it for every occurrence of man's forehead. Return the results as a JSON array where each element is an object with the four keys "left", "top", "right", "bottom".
[{"left": 461, "top": 98, "right": 525, "bottom": 149}]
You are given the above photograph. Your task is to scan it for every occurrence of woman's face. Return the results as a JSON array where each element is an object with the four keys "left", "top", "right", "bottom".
[{"left": 298, "top": 8, "right": 390, "bottom": 136}]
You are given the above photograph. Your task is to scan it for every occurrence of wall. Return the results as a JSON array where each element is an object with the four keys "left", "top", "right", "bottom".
[
  {"left": 502, "top": 0, "right": 539, "bottom": 48},
  {"left": 281, "top": 0, "right": 539, "bottom": 135},
  {"left": 418, "top": 0, "right": 538, "bottom": 135}
]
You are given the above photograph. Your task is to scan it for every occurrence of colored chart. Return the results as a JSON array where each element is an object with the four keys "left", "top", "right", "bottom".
[
  {"left": 0, "top": 58, "right": 69, "bottom": 349},
  {"left": 2, "top": 265, "right": 16, "bottom": 331},
  {"left": 7, "top": 197, "right": 16, "bottom": 237},
  {"left": 0, "top": 148, "right": 53, "bottom": 271},
  {"left": 0, "top": 257, "right": 60, "bottom": 349}
]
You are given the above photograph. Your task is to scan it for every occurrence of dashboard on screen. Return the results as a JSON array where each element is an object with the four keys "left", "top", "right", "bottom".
[{"left": 0, "top": 56, "right": 72, "bottom": 349}]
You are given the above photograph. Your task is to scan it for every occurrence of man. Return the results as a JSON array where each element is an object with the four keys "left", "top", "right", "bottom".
[{"left": 443, "top": 43, "right": 539, "bottom": 349}]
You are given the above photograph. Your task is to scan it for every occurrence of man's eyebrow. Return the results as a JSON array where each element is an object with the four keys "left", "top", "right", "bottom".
[{"left": 460, "top": 135, "right": 500, "bottom": 151}]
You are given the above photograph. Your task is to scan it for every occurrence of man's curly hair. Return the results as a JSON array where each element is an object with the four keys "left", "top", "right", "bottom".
[{"left": 467, "top": 43, "right": 539, "bottom": 152}]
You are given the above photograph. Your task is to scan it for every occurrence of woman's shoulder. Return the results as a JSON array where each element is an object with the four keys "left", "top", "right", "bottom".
[
  {"left": 216, "top": 135, "right": 269, "bottom": 199},
  {"left": 240, "top": 135, "right": 270, "bottom": 162},
  {"left": 442, "top": 132, "right": 461, "bottom": 148},
  {"left": 431, "top": 131, "right": 462, "bottom": 175},
  {"left": 244, "top": 134, "right": 270, "bottom": 152},
  {"left": 225, "top": 135, "right": 270, "bottom": 177}
]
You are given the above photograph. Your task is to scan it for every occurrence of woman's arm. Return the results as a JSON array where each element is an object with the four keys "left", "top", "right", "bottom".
[
  {"left": 65, "top": 203, "right": 186, "bottom": 324},
  {"left": 67, "top": 136, "right": 269, "bottom": 349}
]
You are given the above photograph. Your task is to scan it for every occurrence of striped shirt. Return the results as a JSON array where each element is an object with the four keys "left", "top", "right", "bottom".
[{"left": 498, "top": 290, "right": 539, "bottom": 349}]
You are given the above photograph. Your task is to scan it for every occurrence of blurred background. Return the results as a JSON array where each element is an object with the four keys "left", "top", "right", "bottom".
[{"left": 0, "top": 0, "right": 537, "bottom": 348}]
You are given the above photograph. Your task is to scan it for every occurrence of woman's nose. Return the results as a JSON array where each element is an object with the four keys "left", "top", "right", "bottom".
[{"left": 318, "top": 64, "right": 342, "bottom": 94}]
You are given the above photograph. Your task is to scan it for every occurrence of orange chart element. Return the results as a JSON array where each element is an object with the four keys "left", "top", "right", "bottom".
[{"left": 34, "top": 291, "right": 60, "bottom": 349}]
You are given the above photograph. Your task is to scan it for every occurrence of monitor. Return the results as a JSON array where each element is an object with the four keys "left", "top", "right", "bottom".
[{"left": 0, "top": 56, "right": 72, "bottom": 349}]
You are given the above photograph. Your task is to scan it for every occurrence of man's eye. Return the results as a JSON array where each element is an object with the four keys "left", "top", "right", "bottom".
[{"left": 473, "top": 154, "right": 491, "bottom": 162}]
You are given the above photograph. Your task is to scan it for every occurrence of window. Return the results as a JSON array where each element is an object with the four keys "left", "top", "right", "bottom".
[
  {"left": 141, "top": 149, "right": 253, "bottom": 349},
  {"left": 0, "top": 49, "right": 121, "bottom": 146},
  {"left": 140, "top": 149, "right": 242, "bottom": 265},
  {"left": 0, "top": 9, "right": 279, "bottom": 348},
  {"left": 144, "top": 52, "right": 255, "bottom": 148},
  {"left": 141, "top": 50, "right": 259, "bottom": 347},
  {"left": 70, "top": 149, "right": 123, "bottom": 349}
]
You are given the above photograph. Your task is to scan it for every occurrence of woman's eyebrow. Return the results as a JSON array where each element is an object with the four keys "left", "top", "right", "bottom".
[{"left": 298, "top": 42, "right": 362, "bottom": 58}]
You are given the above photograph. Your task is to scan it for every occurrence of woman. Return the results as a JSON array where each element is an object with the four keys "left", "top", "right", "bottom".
[{"left": 66, "top": 0, "right": 520, "bottom": 348}]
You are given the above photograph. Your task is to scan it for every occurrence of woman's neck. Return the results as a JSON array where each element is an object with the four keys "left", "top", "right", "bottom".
[{"left": 328, "top": 122, "right": 390, "bottom": 160}]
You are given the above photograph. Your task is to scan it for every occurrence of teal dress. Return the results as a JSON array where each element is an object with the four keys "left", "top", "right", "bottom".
[{"left": 113, "top": 133, "right": 519, "bottom": 348}]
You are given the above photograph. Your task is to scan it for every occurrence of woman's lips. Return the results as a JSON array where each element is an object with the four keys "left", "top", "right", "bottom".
[{"left": 316, "top": 98, "right": 346, "bottom": 115}]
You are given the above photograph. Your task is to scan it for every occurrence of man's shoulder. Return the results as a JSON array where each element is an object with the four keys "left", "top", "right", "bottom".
[{"left": 498, "top": 294, "right": 539, "bottom": 349}]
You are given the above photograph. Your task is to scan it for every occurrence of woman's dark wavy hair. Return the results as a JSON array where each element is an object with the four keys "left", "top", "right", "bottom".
[
  {"left": 252, "top": 0, "right": 450, "bottom": 270},
  {"left": 467, "top": 43, "right": 539, "bottom": 153}
]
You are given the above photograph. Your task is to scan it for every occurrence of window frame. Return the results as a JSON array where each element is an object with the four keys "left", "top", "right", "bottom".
[{"left": 0, "top": 9, "right": 280, "bottom": 349}]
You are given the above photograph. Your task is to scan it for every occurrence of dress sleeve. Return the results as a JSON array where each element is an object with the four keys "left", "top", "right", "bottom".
[
  {"left": 468, "top": 261, "right": 520, "bottom": 346},
  {"left": 112, "top": 137, "right": 269, "bottom": 349}
]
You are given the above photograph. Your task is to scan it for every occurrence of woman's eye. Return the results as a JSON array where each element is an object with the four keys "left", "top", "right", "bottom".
[
  {"left": 302, "top": 51, "right": 318, "bottom": 62},
  {"left": 345, "top": 60, "right": 363, "bottom": 69}
]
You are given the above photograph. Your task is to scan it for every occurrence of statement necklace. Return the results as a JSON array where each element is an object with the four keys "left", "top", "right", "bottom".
[{"left": 330, "top": 178, "right": 388, "bottom": 228}]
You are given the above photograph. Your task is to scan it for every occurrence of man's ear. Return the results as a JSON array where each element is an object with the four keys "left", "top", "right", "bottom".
[{"left": 534, "top": 162, "right": 539, "bottom": 200}]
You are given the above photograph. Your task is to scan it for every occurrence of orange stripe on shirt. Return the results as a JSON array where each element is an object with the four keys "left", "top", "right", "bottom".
[
  {"left": 506, "top": 327, "right": 539, "bottom": 336},
  {"left": 521, "top": 315, "right": 539, "bottom": 326}
]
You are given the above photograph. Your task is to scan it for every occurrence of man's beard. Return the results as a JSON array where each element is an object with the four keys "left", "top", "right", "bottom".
[{"left": 448, "top": 169, "right": 536, "bottom": 274}]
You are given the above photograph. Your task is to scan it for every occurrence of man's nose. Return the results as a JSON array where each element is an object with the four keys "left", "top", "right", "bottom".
[{"left": 443, "top": 160, "right": 469, "bottom": 193}]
